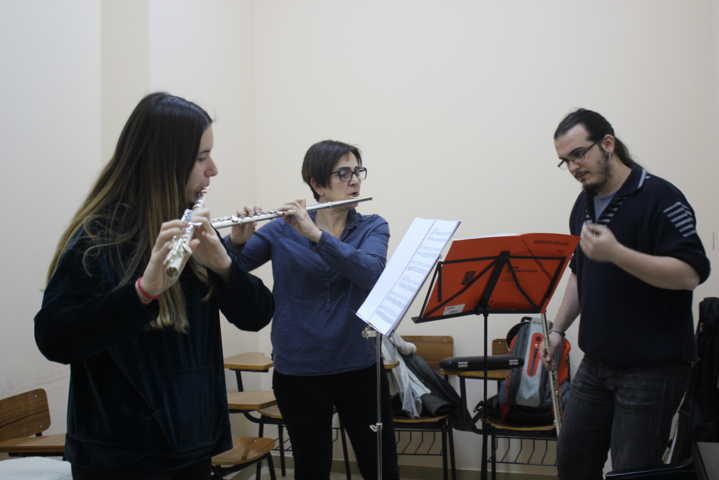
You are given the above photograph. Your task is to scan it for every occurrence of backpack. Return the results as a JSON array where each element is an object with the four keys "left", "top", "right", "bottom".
[
  {"left": 670, "top": 297, "right": 719, "bottom": 462},
  {"left": 497, "top": 315, "right": 571, "bottom": 426}
]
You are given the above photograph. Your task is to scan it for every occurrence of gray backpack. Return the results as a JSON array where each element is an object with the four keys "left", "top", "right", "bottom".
[{"left": 498, "top": 316, "right": 570, "bottom": 424}]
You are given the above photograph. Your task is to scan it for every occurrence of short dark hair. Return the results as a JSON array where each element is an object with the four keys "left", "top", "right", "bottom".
[
  {"left": 301, "top": 140, "right": 362, "bottom": 200},
  {"left": 554, "top": 108, "right": 638, "bottom": 168}
]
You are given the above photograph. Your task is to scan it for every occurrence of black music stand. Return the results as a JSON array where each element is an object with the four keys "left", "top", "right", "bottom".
[{"left": 413, "top": 234, "right": 576, "bottom": 480}]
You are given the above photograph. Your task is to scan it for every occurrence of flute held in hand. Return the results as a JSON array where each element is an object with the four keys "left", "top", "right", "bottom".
[
  {"left": 164, "top": 188, "right": 208, "bottom": 279},
  {"left": 211, "top": 196, "right": 372, "bottom": 229}
]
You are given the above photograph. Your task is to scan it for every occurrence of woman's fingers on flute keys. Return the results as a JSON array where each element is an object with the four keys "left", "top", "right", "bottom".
[{"left": 229, "top": 206, "right": 257, "bottom": 245}]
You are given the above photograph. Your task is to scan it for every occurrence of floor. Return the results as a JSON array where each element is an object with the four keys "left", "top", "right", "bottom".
[{"left": 242, "top": 465, "right": 554, "bottom": 480}]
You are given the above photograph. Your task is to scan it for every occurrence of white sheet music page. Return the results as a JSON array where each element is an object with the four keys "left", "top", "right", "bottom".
[{"left": 356, "top": 217, "right": 461, "bottom": 335}]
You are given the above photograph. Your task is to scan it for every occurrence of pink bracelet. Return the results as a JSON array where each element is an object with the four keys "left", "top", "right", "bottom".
[{"left": 135, "top": 277, "right": 160, "bottom": 301}]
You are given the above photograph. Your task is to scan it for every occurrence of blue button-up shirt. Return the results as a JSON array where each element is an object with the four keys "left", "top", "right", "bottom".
[{"left": 227, "top": 209, "right": 390, "bottom": 375}]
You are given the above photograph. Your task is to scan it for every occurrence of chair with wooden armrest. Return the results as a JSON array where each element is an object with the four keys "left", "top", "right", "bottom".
[
  {"left": 0, "top": 389, "right": 65, "bottom": 457},
  {"left": 443, "top": 337, "right": 558, "bottom": 479},
  {"left": 211, "top": 436, "right": 277, "bottom": 479},
  {"left": 483, "top": 338, "right": 559, "bottom": 479},
  {"left": 225, "top": 352, "right": 352, "bottom": 479}
]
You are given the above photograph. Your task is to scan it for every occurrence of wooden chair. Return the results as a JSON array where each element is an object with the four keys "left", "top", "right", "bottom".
[
  {"left": 0, "top": 388, "right": 276, "bottom": 479},
  {"left": 392, "top": 335, "right": 457, "bottom": 480},
  {"left": 211, "top": 436, "right": 277, "bottom": 479},
  {"left": 225, "top": 352, "right": 353, "bottom": 479},
  {"left": 479, "top": 338, "right": 558, "bottom": 478},
  {"left": 0, "top": 389, "right": 65, "bottom": 457}
]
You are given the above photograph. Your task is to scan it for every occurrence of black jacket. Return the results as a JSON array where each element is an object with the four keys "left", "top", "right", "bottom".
[{"left": 34, "top": 233, "right": 274, "bottom": 472}]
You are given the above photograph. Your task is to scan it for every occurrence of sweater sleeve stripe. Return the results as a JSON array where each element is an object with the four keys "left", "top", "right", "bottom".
[{"left": 663, "top": 202, "right": 697, "bottom": 238}]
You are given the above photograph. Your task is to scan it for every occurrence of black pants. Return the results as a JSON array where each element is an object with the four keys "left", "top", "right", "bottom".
[
  {"left": 71, "top": 459, "right": 211, "bottom": 480},
  {"left": 273, "top": 364, "right": 400, "bottom": 480}
]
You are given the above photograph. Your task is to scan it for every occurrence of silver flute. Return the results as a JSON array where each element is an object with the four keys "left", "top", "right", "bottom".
[
  {"left": 541, "top": 312, "right": 563, "bottom": 435},
  {"left": 164, "top": 188, "right": 208, "bottom": 279},
  {"left": 211, "top": 196, "right": 372, "bottom": 229}
]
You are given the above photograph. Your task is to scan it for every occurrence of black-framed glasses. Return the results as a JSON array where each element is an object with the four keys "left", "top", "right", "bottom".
[
  {"left": 330, "top": 166, "right": 368, "bottom": 183},
  {"left": 557, "top": 141, "right": 599, "bottom": 169}
]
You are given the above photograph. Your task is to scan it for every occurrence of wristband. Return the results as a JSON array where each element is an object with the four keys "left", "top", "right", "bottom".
[
  {"left": 550, "top": 328, "right": 566, "bottom": 337},
  {"left": 135, "top": 277, "right": 160, "bottom": 301}
]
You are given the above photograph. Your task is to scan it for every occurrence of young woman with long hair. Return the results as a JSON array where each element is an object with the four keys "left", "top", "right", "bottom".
[{"left": 35, "top": 92, "right": 274, "bottom": 479}]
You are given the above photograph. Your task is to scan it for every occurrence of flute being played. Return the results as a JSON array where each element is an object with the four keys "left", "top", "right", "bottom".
[
  {"left": 164, "top": 188, "right": 208, "bottom": 279},
  {"left": 211, "top": 196, "right": 372, "bottom": 229}
]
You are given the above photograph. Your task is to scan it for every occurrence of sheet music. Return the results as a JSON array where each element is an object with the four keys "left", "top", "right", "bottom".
[{"left": 357, "top": 217, "right": 461, "bottom": 335}]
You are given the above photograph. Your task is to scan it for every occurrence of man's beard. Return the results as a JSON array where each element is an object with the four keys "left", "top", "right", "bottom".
[{"left": 582, "top": 156, "right": 610, "bottom": 196}]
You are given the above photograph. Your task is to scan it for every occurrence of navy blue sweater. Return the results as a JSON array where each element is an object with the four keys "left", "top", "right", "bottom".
[
  {"left": 570, "top": 167, "right": 710, "bottom": 368},
  {"left": 35, "top": 233, "right": 274, "bottom": 472}
]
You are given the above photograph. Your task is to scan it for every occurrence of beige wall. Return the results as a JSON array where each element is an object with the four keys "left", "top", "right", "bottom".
[
  {"left": 1, "top": 0, "right": 718, "bottom": 474},
  {"left": 1, "top": 0, "right": 102, "bottom": 434},
  {"left": 145, "top": 0, "right": 266, "bottom": 433},
  {"left": 251, "top": 2, "right": 719, "bottom": 470},
  {"left": 101, "top": 0, "right": 149, "bottom": 160}
]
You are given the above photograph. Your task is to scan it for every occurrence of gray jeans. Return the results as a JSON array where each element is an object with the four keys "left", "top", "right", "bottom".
[{"left": 557, "top": 357, "right": 689, "bottom": 479}]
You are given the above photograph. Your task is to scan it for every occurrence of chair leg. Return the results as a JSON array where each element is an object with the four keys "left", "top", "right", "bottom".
[
  {"left": 441, "top": 424, "right": 449, "bottom": 480},
  {"left": 490, "top": 427, "right": 496, "bottom": 480},
  {"left": 267, "top": 452, "right": 277, "bottom": 480},
  {"left": 448, "top": 426, "right": 457, "bottom": 480},
  {"left": 257, "top": 420, "right": 265, "bottom": 480},
  {"left": 209, "top": 466, "right": 220, "bottom": 479},
  {"left": 279, "top": 424, "right": 286, "bottom": 477},
  {"left": 339, "top": 418, "right": 351, "bottom": 480}
]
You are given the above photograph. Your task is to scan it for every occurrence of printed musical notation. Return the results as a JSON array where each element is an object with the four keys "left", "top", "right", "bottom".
[{"left": 357, "top": 218, "right": 461, "bottom": 335}]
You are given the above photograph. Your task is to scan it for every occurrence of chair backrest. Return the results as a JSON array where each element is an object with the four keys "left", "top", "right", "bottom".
[
  {"left": 401, "top": 335, "right": 453, "bottom": 372},
  {"left": 0, "top": 389, "right": 51, "bottom": 441},
  {"left": 492, "top": 338, "right": 509, "bottom": 355}
]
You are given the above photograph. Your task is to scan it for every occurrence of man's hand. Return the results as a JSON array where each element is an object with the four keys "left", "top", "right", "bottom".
[
  {"left": 542, "top": 331, "right": 563, "bottom": 371},
  {"left": 580, "top": 223, "right": 620, "bottom": 263}
]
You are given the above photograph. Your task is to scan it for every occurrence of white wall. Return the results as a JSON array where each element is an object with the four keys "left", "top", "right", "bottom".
[
  {"left": 250, "top": 0, "right": 719, "bottom": 472},
  {"left": 147, "top": 0, "right": 266, "bottom": 437},
  {"left": 2, "top": 0, "right": 718, "bottom": 474},
  {"left": 102, "top": 0, "right": 149, "bottom": 160},
  {"left": 0, "top": 0, "right": 261, "bottom": 437},
  {"left": 0, "top": 0, "right": 102, "bottom": 433}
]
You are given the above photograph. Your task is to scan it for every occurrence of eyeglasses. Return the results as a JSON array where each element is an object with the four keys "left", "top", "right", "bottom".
[
  {"left": 557, "top": 141, "right": 599, "bottom": 169},
  {"left": 330, "top": 166, "right": 368, "bottom": 183}
]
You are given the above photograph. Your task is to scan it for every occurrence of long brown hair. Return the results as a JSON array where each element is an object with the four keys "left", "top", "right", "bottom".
[{"left": 47, "top": 92, "right": 213, "bottom": 331}]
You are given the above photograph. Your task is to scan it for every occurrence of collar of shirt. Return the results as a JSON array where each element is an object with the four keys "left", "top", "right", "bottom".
[{"left": 585, "top": 166, "right": 649, "bottom": 224}]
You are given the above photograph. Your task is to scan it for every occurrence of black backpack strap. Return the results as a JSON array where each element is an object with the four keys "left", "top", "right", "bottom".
[{"left": 506, "top": 316, "right": 532, "bottom": 345}]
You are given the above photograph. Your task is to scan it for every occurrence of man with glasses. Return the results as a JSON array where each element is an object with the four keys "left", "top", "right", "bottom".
[{"left": 544, "top": 109, "right": 710, "bottom": 478}]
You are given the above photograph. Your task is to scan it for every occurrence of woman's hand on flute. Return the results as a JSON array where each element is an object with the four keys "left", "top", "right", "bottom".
[
  {"left": 189, "top": 209, "right": 232, "bottom": 281},
  {"left": 282, "top": 200, "right": 322, "bottom": 243},
  {"left": 140, "top": 219, "right": 198, "bottom": 301},
  {"left": 229, "top": 206, "right": 260, "bottom": 246}
]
